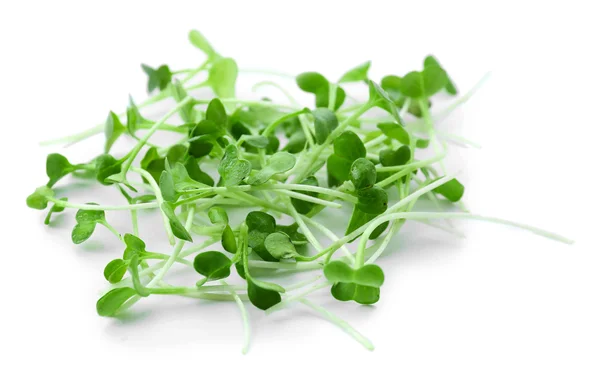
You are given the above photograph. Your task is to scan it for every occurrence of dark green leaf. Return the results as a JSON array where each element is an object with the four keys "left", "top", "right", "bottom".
[
  {"left": 291, "top": 176, "right": 319, "bottom": 215},
  {"left": 357, "top": 187, "right": 388, "bottom": 214},
  {"left": 350, "top": 158, "right": 376, "bottom": 190},
  {"left": 193, "top": 251, "right": 232, "bottom": 281},
  {"left": 312, "top": 108, "right": 338, "bottom": 144},
  {"left": 221, "top": 225, "right": 237, "bottom": 253},
  {"left": 331, "top": 283, "right": 380, "bottom": 305},
  {"left": 161, "top": 202, "right": 193, "bottom": 242},
  {"left": 95, "top": 154, "right": 122, "bottom": 186},
  {"left": 141, "top": 64, "right": 173, "bottom": 93},
  {"left": 334, "top": 131, "right": 366, "bottom": 161},
  {"left": 247, "top": 278, "right": 282, "bottom": 310}
]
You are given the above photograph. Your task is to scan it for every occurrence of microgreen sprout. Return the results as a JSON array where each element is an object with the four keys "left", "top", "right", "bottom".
[{"left": 27, "top": 30, "right": 572, "bottom": 353}]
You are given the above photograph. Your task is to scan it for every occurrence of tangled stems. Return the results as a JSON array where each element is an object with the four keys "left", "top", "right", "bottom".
[{"left": 28, "top": 31, "right": 572, "bottom": 353}]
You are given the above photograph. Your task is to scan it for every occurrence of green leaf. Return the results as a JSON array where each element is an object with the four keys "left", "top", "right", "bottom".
[
  {"left": 264, "top": 232, "right": 298, "bottom": 259},
  {"left": 345, "top": 207, "right": 379, "bottom": 237},
  {"left": 96, "top": 287, "right": 137, "bottom": 317},
  {"left": 95, "top": 154, "right": 122, "bottom": 186},
  {"left": 44, "top": 197, "right": 67, "bottom": 225},
  {"left": 141, "top": 64, "right": 173, "bottom": 93},
  {"left": 377, "top": 122, "right": 410, "bottom": 145},
  {"left": 324, "top": 261, "right": 384, "bottom": 287},
  {"left": 206, "top": 98, "right": 228, "bottom": 128},
  {"left": 46, "top": 153, "right": 75, "bottom": 187},
  {"left": 71, "top": 206, "right": 106, "bottom": 244},
  {"left": 331, "top": 282, "right": 380, "bottom": 305},
  {"left": 104, "top": 111, "right": 126, "bottom": 154},
  {"left": 247, "top": 277, "right": 282, "bottom": 310},
  {"left": 188, "top": 30, "right": 218, "bottom": 59},
  {"left": 208, "top": 57, "right": 238, "bottom": 98},
  {"left": 432, "top": 178, "right": 465, "bottom": 202},
  {"left": 185, "top": 158, "right": 214, "bottom": 186},
  {"left": 379, "top": 146, "right": 411, "bottom": 167},
  {"left": 244, "top": 135, "right": 270, "bottom": 149},
  {"left": 221, "top": 225, "right": 237, "bottom": 254},
  {"left": 339, "top": 61, "right": 371, "bottom": 83},
  {"left": 103, "top": 259, "right": 129, "bottom": 284},
  {"left": 123, "top": 233, "right": 146, "bottom": 259},
  {"left": 283, "top": 130, "right": 306, "bottom": 153},
  {"left": 327, "top": 154, "right": 354, "bottom": 186},
  {"left": 367, "top": 80, "right": 402, "bottom": 125},
  {"left": 312, "top": 108, "right": 339, "bottom": 144},
  {"left": 160, "top": 202, "right": 193, "bottom": 242},
  {"left": 380, "top": 75, "right": 403, "bottom": 104},
  {"left": 218, "top": 144, "right": 252, "bottom": 187},
  {"left": 171, "top": 80, "right": 197, "bottom": 123},
  {"left": 246, "top": 211, "right": 277, "bottom": 262},
  {"left": 247, "top": 152, "right": 296, "bottom": 185},
  {"left": 193, "top": 251, "right": 232, "bottom": 281},
  {"left": 416, "top": 139, "right": 430, "bottom": 149},
  {"left": 334, "top": 131, "right": 366, "bottom": 161},
  {"left": 350, "top": 158, "right": 376, "bottom": 190},
  {"left": 296, "top": 72, "right": 345, "bottom": 110},
  {"left": 126, "top": 95, "right": 149, "bottom": 135},
  {"left": 397, "top": 71, "right": 424, "bottom": 98},
  {"left": 291, "top": 176, "right": 319, "bottom": 215},
  {"left": 26, "top": 186, "right": 54, "bottom": 210},
  {"left": 208, "top": 207, "right": 229, "bottom": 225},
  {"left": 159, "top": 169, "right": 178, "bottom": 203},
  {"left": 357, "top": 186, "right": 388, "bottom": 214},
  {"left": 422, "top": 64, "right": 448, "bottom": 97}
]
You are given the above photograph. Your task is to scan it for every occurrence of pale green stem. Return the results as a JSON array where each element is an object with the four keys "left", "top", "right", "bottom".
[
  {"left": 265, "top": 282, "right": 329, "bottom": 315},
  {"left": 131, "top": 167, "right": 175, "bottom": 245},
  {"left": 220, "top": 280, "right": 251, "bottom": 355},
  {"left": 147, "top": 205, "right": 196, "bottom": 287},
  {"left": 300, "top": 298, "right": 374, "bottom": 351},
  {"left": 118, "top": 96, "right": 193, "bottom": 178},
  {"left": 46, "top": 197, "right": 158, "bottom": 211}
]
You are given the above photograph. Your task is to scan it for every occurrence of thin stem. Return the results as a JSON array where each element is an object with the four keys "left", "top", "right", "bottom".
[
  {"left": 221, "top": 280, "right": 251, "bottom": 354},
  {"left": 299, "top": 298, "right": 374, "bottom": 351},
  {"left": 265, "top": 282, "right": 329, "bottom": 315},
  {"left": 131, "top": 167, "right": 175, "bottom": 245},
  {"left": 46, "top": 197, "right": 158, "bottom": 211}
]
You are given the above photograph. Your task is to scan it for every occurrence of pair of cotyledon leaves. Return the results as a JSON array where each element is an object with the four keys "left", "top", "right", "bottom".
[{"left": 324, "top": 260, "right": 385, "bottom": 305}]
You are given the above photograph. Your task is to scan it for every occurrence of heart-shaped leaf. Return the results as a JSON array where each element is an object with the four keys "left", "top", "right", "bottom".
[
  {"left": 377, "top": 122, "right": 410, "bottom": 145},
  {"left": 296, "top": 72, "right": 345, "bottom": 110},
  {"left": 432, "top": 178, "right": 465, "bottom": 202},
  {"left": 72, "top": 206, "right": 106, "bottom": 244},
  {"left": 247, "top": 277, "right": 283, "bottom": 310},
  {"left": 331, "top": 282, "right": 380, "bottom": 305},
  {"left": 208, "top": 57, "right": 238, "bottom": 98},
  {"left": 141, "top": 64, "right": 173, "bottom": 93},
  {"left": 324, "top": 261, "right": 385, "bottom": 287}
]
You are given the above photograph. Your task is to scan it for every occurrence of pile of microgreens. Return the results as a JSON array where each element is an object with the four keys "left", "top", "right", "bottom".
[{"left": 26, "top": 30, "right": 572, "bottom": 352}]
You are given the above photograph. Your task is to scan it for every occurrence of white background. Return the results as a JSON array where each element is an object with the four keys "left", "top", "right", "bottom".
[{"left": 1, "top": 1, "right": 599, "bottom": 379}]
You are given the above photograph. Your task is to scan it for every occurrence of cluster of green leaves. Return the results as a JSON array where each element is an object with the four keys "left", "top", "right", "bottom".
[{"left": 26, "top": 30, "right": 478, "bottom": 353}]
